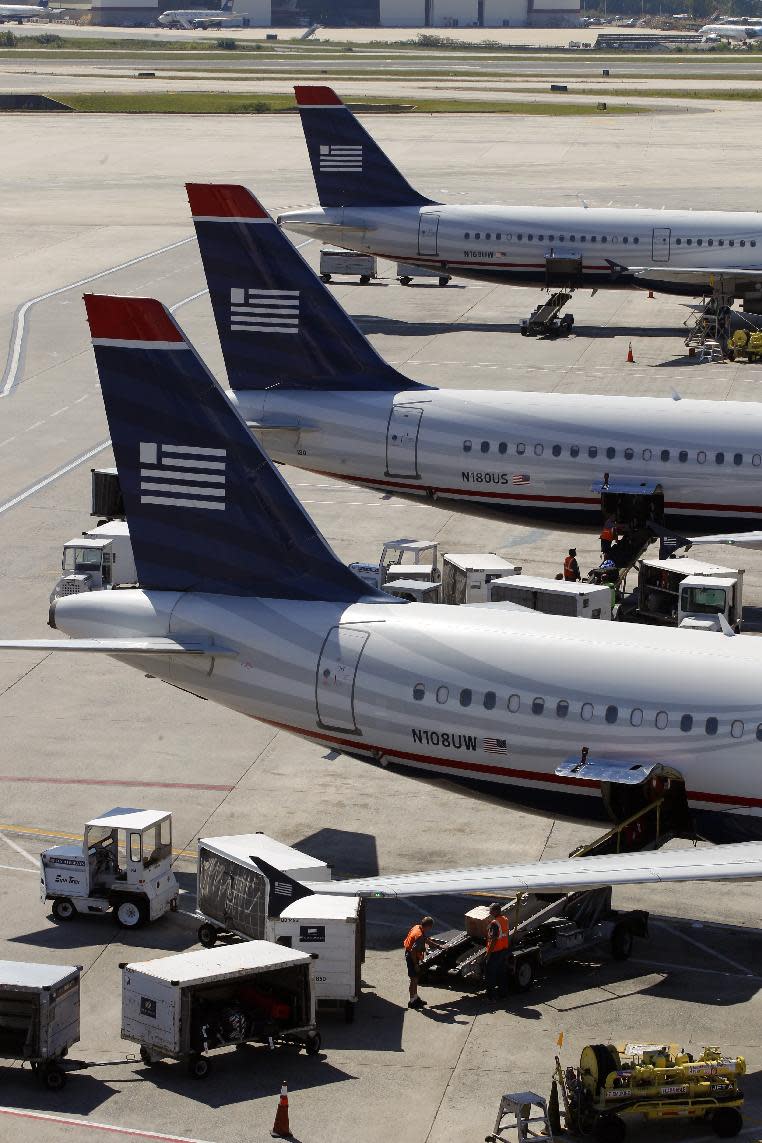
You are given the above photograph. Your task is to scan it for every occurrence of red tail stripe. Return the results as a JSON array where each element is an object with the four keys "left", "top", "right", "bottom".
[
  {"left": 185, "top": 183, "right": 269, "bottom": 220},
  {"left": 84, "top": 295, "right": 182, "bottom": 343},
  {"left": 294, "top": 85, "right": 343, "bottom": 107}
]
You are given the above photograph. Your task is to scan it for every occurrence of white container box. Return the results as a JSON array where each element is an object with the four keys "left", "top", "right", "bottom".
[
  {"left": 441, "top": 553, "right": 520, "bottom": 605},
  {"left": 273, "top": 894, "right": 364, "bottom": 1020},
  {"left": 121, "top": 942, "right": 318, "bottom": 1074},
  {"left": 320, "top": 247, "right": 377, "bottom": 282},
  {"left": 0, "top": 961, "right": 80, "bottom": 1080}
]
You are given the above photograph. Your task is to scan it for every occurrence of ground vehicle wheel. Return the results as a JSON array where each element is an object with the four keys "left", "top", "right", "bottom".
[
  {"left": 139, "top": 1046, "right": 153, "bottom": 1067},
  {"left": 187, "top": 1053, "right": 211, "bottom": 1079},
  {"left": 305, "top": 1033, "right": 322, "bottom": 1056},
  {"left": 360, "top": 275, "right": 371, "bottom": 284},
  {"left": 52, "top": 898, "right": 76, "bottom": 922},
  {"left": 320, "top": 273, "right": 331, "bottom": 283},
  {"left": 42, "top": 1064, "right": 66, "bottom": 1091},
  {"left": 344, "top": 1001, "right": 355, "bottom": 1024},
  {"left": 438, "top": 276, "right": 450, "bottom": 287},
  {"left": 399, "top": 275, "right": 412, "bottom": 286},
  {"left": 198, "top": 923, "right": 218, "bottom": 949},
  {"left": 520, "top": 326, "right": 528, "bottom": 336},
  {"left": 513, "top": 957, "right": 536, "bottom": 992},
  {"left": 711, "top": 1107, "right": 743, "bottom": 1138},
  {"left": 611, "top": 924, "right": 633, "bottom": 961},
  {"left": 116, "top": 898, "right": 147, "bottom": 929},
  {"left": 594, "top": 1113, "right": 626, "bottom": 1143}
]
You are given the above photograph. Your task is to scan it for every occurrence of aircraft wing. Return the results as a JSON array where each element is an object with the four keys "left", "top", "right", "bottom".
[
  {"left": 301, "top": 842, "right": 762, "bottom": 898},
  {"left": 687, "top": 531, "right": 762, "bottom": 550},
  {"left": 0, "top": 639, "right": 237, "bottom": 656},
  {"left": 607, "top": 260, "right": 762, "bottom": 288}
]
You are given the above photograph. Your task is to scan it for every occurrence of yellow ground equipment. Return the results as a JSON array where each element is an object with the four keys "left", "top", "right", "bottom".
[
  {"left": 728, "top": 329, "right": 762, "bottom": 362},
  {"left": 554, "top": 1042, "right": 744, "bottom": 1141}
]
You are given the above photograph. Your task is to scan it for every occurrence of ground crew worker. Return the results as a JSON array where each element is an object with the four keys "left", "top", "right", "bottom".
[
  {"left": 563, "top": 548, "right": 581, "bottom": 582},
  {"left": 599, "top": 522, "right": 614, "bottom": 557},
  {"left": 404, "top": 916, "right": 443, "bottom": 1009},
  {"left": 484, "top": 902, "right": 510, "bottom": 1003}
]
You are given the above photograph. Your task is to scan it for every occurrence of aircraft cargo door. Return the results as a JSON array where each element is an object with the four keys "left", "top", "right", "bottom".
[
  {"left": 652, "top": 227, "right": 671, "bottom": 263},
  {"left": 316, "top": 626, "right": 370, "bottom": 733},
  {"left": 418, "top": 213, "right": 440, "bottom": 256},
  {"left": 386, "top": 405, "right": 423, "bottom": 478}
]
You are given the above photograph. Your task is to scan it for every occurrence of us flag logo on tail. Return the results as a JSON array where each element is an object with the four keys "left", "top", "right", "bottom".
[
  {"left": 319, "top": 143, "right": 362, "bottom": 173},
  {"left": 512, "top": 473, "right": 531, "bottom": 485},
  {"left": 230, "top": 288, "right": 299, "bottom": 335},
  {"left": 139, "top": 443, "right": 226, "bottom": 511},
  {"left": 483, "top": 738, "right": 508, "bottom": 756}
]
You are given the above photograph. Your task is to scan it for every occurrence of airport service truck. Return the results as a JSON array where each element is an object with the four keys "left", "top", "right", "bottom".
[
  {"left": 41, "top": 808, "right": 178, "bottom": 929},
  {"left": 50, "top": 469, "right": 134, "bottom": 602},
  {"left": 618, "top": 557, "right": 744, "bottom": 632},
  {"left": 350, "top": 541, "right": 520, "bottom": 604}
]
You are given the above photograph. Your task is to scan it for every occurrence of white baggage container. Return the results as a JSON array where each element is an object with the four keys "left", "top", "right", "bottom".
[
  {"left": 273, "top": 894, "right": 364, "bottom": 1022},
  {"left": 0, "top": 961, "right": 81, "bottom": 1091},
  {"left": 195, "top": 834, "right": 364, "bottom": 1017},
  {"left": 121, "top": 942, "right": 319, "bottom": 1078},
  {"left": 489, "top": 575, "right": 613, "bottom": 620},
  {"left": 441, "top": 553, "right": 520, "bottom": 605},
  {"left": 320, "top": 247, "right": 377, "bottom": 283}
]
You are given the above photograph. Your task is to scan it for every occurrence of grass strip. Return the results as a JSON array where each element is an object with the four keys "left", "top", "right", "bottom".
[{"left": 54, "top": 90, "right": 642, "bottom": 114}]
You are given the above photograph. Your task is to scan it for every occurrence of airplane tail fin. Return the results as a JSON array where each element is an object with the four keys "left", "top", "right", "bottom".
[
  {"left": 187, "top": 183, "right": 423, "bottom": 393},
  {"left": 84, "top": 294, "right": 380, "bottom": 602},
  {"left": 294, "top": 85, "right": 436, "bottom": 209},
  {"left": 251, "top": 858, "right": 315, "bottom": 917}
]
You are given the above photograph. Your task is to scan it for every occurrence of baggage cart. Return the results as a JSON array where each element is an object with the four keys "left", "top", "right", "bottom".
[
  {"left": 396, "top": 261, "right": 451, "bottom": 287},
  {"left": 0, "top": 961, "right": 80, "bottom": 1091},
  {"left": 121, "top": 942, "right": 319, "bottom": 1078},
  {"left": 194, "top": 833, "right": 364, "bottom": 1020},
  {"left": 319, "top": 247, "right": 377, "bottom": 284}
]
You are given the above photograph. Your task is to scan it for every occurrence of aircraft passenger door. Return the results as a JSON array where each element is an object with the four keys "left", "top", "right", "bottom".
[
  {"left": 316, "top": 626, "right": 370, "bottom": 733},
  {"left": 418, "top": 213, "right": 440, "bottom": 256},
  {"left": 386, "top": 405, "right": 423, "bottom": 478},
  {"left": 652, "top": 227, "right": 671, "bottom": 263}
]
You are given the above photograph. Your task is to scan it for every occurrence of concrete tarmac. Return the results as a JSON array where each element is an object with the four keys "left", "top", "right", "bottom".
[{"left": 0, "top": 109, "right": 761, "bottom": 1141}]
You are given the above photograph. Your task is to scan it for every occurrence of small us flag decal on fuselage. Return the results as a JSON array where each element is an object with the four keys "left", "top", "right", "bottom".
[
  {"left": 139, "top": 443, "right": 226, "bottom": 511},
  {"left": 512, "top": 474, "right": 530, "bottom": 485},
  {"left": 319, "top": 143, "right": 362, "bottom": 172},
  {"left": 483, "top": 738, "right": 508, "bottom": 756},
  {"left": 230, "top": 288, "right": 299, "bottom": 335}
]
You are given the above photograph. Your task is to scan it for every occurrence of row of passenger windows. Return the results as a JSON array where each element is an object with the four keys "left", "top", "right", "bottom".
[
  {"left": 462, "top": 232, "right": 757, "bottom": 249},
  {"left": 462, "top": 440, "right": 762, "bottom": 467},
  {"left": 463, "top": 231, "right": 642, "bottom": 245},
  {"left": 411, "top": 683, "right": 761, "bottom": 739}
]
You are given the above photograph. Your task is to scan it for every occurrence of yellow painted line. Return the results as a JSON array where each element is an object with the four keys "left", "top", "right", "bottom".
[{"left": 0, "top": 823, "right": 195, "bottom": 859}]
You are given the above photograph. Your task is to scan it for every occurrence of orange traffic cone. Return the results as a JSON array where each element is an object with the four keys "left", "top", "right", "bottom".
[
  {"left": 271, "top": 1081, "right": 292, "bottom": 1138},
  {"left": 626, "top": 342, "right": 634, "bottom": 363}
]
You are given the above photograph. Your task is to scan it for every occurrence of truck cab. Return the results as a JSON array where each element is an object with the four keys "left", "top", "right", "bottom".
[
  {"left": 349, "top": 539, "right": 440, "bottom": 592},
  {"left": 51, "top": 521, "right": 136, "bottom": 602},
  {"left": 41, "top": 808, "right": 178, "bottom": 929}
]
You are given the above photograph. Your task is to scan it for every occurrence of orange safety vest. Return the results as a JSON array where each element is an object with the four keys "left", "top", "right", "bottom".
[
  {"left": 600, "top": 527, "right": 613, "bottom": 542},
  {"left": 563, "top": 556, "right": 577, "bottom": 581},
  {"left": 488, "top": 914, "right": 509, "bottom": 953},
  {"left": 404, "top": 924, "right": 425, "bottom": 953}
]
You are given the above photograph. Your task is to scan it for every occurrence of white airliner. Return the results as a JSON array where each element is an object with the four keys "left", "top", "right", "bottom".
[
  {"left": 0, "top": 0, "right": 61, "bottom": 21},
  {"left": 187, "top": 183, "right": 762, "bottom": 535},
  {"left": 3, "top": 292, "right": 762, "bottom": 912},
  {"left": 158, "top": 0, "right": 232, "bottom": 28},
  {"left": 699, "top": 22, "right": 762, "bottom": 40},
  {"left": 277, "top": 86, "right": 762, "bottom": 310}
]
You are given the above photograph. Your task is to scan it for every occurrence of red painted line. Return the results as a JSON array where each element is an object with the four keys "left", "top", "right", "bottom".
[
  {"left": 313, "top": 468, "right": 762, "bottom": 515},
  {"left": 0, "top": 776, "right": 233, "bottom": 792},
  {"left": 262, "top": 717, "right": 762, "bottom": 811},
  {"left": 0, "top": 1107, "right": 215, "bottom": 1143}
]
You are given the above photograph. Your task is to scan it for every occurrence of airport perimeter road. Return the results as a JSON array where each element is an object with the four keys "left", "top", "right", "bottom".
[{"left": 0, "top": 110, "right": 762, "bottom": 1141}]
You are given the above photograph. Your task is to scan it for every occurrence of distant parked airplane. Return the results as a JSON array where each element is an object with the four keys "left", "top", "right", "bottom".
[
  {"left": 158, "top": 0, "right": 233, "bottom": 28},
  {"left": 278, "top": 85, "right": 762, "bottom": 316},
  {"left": 0, "top": 0, "right": 61, "bottom": 22}
]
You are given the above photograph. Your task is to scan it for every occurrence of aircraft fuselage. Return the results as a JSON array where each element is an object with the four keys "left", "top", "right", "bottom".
[
  {"left": 53, "top": 587, "right": 762, "bottom": 844},
  {"left": 234, "top": 387, "right": 762, "bottom": 528},
  {"left": 280, "top": 204, "right": 762, "bottom": 297}
]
